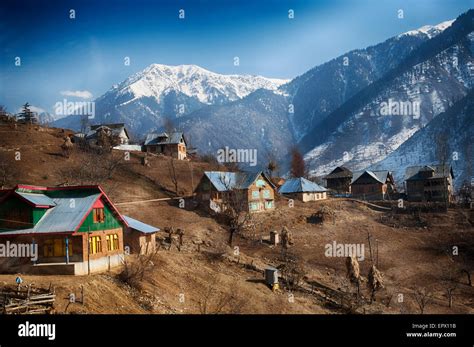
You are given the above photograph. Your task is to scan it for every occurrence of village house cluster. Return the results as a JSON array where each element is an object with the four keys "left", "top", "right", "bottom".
[
  {"left": 74, "top": 123, "right": 189, "bottom": 160},
  {"left": 0, "top": 120, "right": 462, "bottom": 276},
  {"left": 324, "top": 165, "right": 455, "bottom": 202}
]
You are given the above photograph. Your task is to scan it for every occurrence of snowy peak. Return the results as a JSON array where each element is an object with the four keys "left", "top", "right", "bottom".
[
  {"left": 398, "top": 19, "right": 454, "bottom": 39},
  {"left": 114, "top": 63, "right": 289, "bottom": 105}
]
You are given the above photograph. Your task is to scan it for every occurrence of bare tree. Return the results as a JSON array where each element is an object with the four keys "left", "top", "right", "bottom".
[
  {"left": 168, "top": 157, "right": 179, "bottom": 195},
  {"left": 57, "top": 150, "right": 124, "bottom": 185},
  {"left": 435, "top": 133, "right": 450, "bottom": 209},
  {"left": 290, "top": 146, "right": 307, "bottom": 178},
  {"left": 265, "top": 151, "right": 279, "bottom": 178},
  {"left": 163, "top": 116, "right": 176, "bottom": 134},
  {"left": 279, "top": 252, "right": 305, "bottom": 292},
  {"left": 198, "top": 275, "right": 247, "bottom": 314},
  {"left": 216, "top": 172, "right": 254, "bottom": 246},
  {"left": 117, "top": 251, "right": 158, "bottom": 289},
  {"left": 413, "top": 287, "right": 433, "bottom": 314}
]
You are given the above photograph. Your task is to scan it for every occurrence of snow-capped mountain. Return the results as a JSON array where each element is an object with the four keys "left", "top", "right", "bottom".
[
  {"left": 301, "top": 11, "right": 474, "bottom": 178},
  {"left": 116, "top": 63, "right": 288, "bottom": 105},
  {"left": 53, "top": 64, "right": 288, "bottom": 135}
]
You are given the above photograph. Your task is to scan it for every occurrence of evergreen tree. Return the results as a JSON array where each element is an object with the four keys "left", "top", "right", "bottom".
[{"left": 17, "top": 102, "right": 38, "bottom": 124}]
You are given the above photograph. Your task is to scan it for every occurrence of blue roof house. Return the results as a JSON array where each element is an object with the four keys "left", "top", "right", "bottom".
[
  {"left": 279, "top": 177, "right": 328, "bottom": 202},
  {"left": 195, "top": 171, "right": 276, "bottom": 213}
]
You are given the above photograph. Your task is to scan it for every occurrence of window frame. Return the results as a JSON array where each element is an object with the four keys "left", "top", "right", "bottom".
[{"left": 93, "top": 208, "right": 105, "bottom": 224}]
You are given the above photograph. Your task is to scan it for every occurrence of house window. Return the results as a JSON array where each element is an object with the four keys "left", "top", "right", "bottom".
[
  {"left": 93, "top": 208, "right": 105, "bottom": 223},
  {"left": 106, "top": 234, "right": 119, "bottom": 251},
  {"left": 249, "top": 202, "right": 259, "bottom": 211},
  {"left": 89, "top": 236, "right": 102, "bottom": 254},
  {"left": 256, "top": 179, "right": 265, "bottom": 188},
  {"left": 263, "top": 190, "right": 271, "bottom": 198},
  {"left": 251, "top": 190, "right": 260, "bottom": 199},
  {"left": 265, "top": 201, "right": 274, "bottom": 209}
]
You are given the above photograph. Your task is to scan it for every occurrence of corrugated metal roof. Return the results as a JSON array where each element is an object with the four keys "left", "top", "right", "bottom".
[
  {"left": 35, "top": 192, "right": 101, "bottom": 233},
  {"left": 351, "top": 170, "right": 390, "bottom": 184},
  {"left": 144, "top": 132, "right": 184, "bottom": 145},
  {"left": 325, "top": 166, "right": 353, "bottom": 179},
  {"left": 123, "top": 215, "right": 159, "bottom": 234},
  {"left": 204, "top": 171, "right": 268, "bottom": 192},
  {"left": 86, "top": 124, "right": 128, "bottom": 140},
  {"left": 279, "top": 177, "right": 327, "bottom": 193},
  {"left": 15, "top": 192, "right": 56, "bottom": 207},
  {"left": 405, "top": 165, "right": 453, "bottom": 181},
  {"left": 0, "top": 191, "right": 101, "bottom": 235}
]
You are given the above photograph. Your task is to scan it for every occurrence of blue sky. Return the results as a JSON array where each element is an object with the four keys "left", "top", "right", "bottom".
[{"left": 0, "top": 0, "right": 471, "bottom": 114}]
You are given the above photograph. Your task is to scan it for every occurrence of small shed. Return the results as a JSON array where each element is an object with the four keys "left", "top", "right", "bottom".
[
  {"left": 264, "top": 267, "right": 279, "bottom": 287},
  {"left": 279, "top": 177, "right": 327, "bottom": 202},
  {"left": 123, "top": 215, "right": 160, "bottom": 255},
  {"left": 269, "top": 231, "right": 279, "bottom": 245}
]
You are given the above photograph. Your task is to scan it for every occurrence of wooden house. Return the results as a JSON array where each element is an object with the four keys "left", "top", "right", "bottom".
[
  {"left": 0, "top": 184, "right": 157, "bottom": 275},
  {"left": 86, "top": 123, "right": 130, "bottom": 145},
  {"left": 144, "top": 132, "right": 187, "bottom": 160},
  {"left": 279, "top": 177, "right": 328, "bottom": 202},
  {"left": 195, "top": 171, "right": 276, "bottom": 213},
  {"left": 405, "top": 165, "right": 454, "bottom": 202},
  {"left": 324, "top": 166, "right": 353, "bottom": 193},
  {"left": 350, "top": 170, "right": 396, "bottom": 200},
  {"left": 123, "top": 215, "right": 159, "bottom": 255}
]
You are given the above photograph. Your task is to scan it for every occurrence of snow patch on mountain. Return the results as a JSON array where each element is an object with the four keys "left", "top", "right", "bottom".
[
  {"left": 306, "top": 126, "right": 419, "bottom": 176},
  {"left": 399, "top": 20, "right": 454, "bottom": 39}
]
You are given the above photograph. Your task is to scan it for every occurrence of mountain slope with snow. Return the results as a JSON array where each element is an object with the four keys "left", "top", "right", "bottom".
[
  {"left": 173, "top": 17, "right": 464, "bottom": 170},
  {"left": 369, "top": 89, "right": 474, "bottom": 189},
  {"left": 53, "top": 64, "right": 288, "bottom": 135},
  {"left": 301, "top": 11, "right": 474, "bottom": 178},
  {"left": 281, "top": 19, "right": 455, "bottom": 141}
]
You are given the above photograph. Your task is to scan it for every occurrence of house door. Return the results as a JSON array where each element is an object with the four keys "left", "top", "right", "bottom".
[{"left": 44, "top": 238, "right": 73, "bottom": 257}]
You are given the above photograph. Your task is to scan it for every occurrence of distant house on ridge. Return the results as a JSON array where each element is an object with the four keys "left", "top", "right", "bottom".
[{"left": 144, "top": 132, "right": 187, "bottom": 160}]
